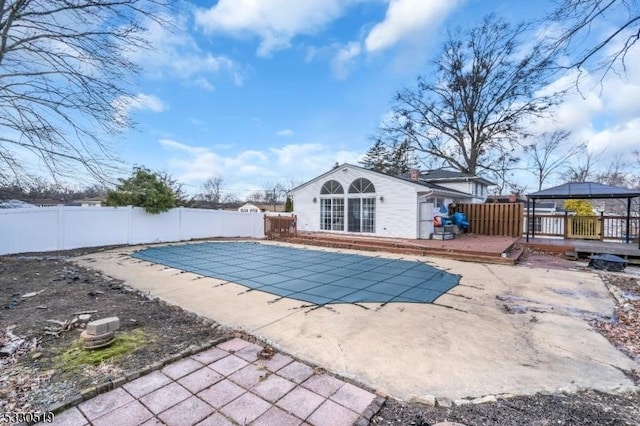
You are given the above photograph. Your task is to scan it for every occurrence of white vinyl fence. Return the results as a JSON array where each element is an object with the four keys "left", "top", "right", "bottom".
[{"left": 0, "top": 206, "right": 264, "bottom": 255}]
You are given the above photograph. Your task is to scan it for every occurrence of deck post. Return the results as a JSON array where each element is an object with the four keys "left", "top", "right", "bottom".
[
  {"left": 626, "top": 197, "right": 631, "bottom": 244},
  {"left": 525, "top": 199, "right": 530, "bottom": 242},
  {"left": 600, "top": 211, "right": 604, "bottom": 242},
  {"left": 531, "top": 199, "right": 536, "bottom": 241}
]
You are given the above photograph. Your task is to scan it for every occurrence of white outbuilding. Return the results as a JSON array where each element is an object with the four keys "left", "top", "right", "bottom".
[{"left": 237, "top": 203, "right": 261, "bottom": 213}]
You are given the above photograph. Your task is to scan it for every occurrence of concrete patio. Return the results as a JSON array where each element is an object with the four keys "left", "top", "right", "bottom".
[{"left": 75, "top": 240, "right": 640, "bottom": 402}]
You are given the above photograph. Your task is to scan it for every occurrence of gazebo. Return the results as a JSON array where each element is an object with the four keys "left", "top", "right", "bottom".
[{"left": 526, "top": 182, "right": 640, "bottom": 249}]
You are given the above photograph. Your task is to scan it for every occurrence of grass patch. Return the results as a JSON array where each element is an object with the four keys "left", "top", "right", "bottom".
[{"left": 55, "top": 329, "right": 147, "bottom": 372}]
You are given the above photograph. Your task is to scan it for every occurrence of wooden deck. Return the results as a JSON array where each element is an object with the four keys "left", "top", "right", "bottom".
[
  {"left": 288, "top": 232, "right": 522, "bottom": 265},
  {"left": 521, "top": 237, "right": 640, "bottom": 264}
]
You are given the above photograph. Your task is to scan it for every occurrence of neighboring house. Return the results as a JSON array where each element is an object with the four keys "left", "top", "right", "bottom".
[
  {"left": 485, "top": 195, "right": 565, "bottom": 214},
  {"left": 525, "top": 200, "right": 565, "bottom": 215},
  {"left": 64, "top": 199, "right": 103, "bottom": 207},
  {"left": 237, "top": 203, "right": 261, "bottom": 213},
  {"left": 0, "top": 199, "right": 36, "bottom": 208},
  {"left": 287, "top": 163, "right": 484, "bottom": 239},
  {"left": 409, "top": 169, "right": 494, "bottom": 204}
]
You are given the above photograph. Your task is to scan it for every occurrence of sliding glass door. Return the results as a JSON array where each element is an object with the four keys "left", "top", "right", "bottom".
[{"left": 348, "top": 197, "right": 375, "bottom": 233}]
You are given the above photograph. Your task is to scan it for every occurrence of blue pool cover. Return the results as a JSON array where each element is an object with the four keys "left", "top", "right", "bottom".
[{"left": 132, "top": 242, "right": 460, "bottom": 306}]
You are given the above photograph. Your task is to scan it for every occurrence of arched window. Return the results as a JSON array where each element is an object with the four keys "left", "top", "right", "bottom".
[
  {"left": 348, "top": 178, "right": 375, "bottom": 233},
  {"left": 320, "top": 180, "right": 344, "bottom": 194},
  {"left": 320, "top": 180, "right": 344, "bottom": 231},
  {"left": 348, "top": 178, "right": 375, "bottom": 193}
]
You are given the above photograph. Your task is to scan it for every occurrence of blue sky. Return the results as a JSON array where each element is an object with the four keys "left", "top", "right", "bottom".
[{"left": 114, "top": 0, "right": 639, "bottom": 199}]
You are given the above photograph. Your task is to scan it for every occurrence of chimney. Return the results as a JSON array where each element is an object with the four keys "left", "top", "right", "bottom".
[
  {"left": 410, "top": 169, "right": 419, "bottom": 181},
  {"left": 508, "top": 193, "right": 516, "bottom": 203}
]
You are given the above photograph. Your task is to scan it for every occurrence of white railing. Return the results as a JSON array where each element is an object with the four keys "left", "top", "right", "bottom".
[
  {"left": 523, "top": 214, "right": 640, "bottom": 241},
  {"left": 0, "top": 206, "right": 264, "bottom": 255}
]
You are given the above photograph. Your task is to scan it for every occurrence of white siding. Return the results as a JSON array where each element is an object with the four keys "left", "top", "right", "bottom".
[
  {"left": 437, "top": 180, "right": 487, "bottom": 203},
  {"left": 439, "top": 181, "right": 472, "bottom": 195},
  {"left": 291, "top": 166, "right": 421, "bottom": 238}
]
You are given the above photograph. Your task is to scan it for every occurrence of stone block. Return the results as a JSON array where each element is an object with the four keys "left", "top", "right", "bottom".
[
  {"left": 410, "top": 394, "right": 436, "bottom": 407},
  {"left": 472, "top": 395, "right": 497, "bottom": 404},
  {"left": 86, "top": 317, "right": 120, "bottom": 335}
]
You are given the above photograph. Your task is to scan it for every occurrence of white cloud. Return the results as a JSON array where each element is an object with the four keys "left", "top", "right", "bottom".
[
  {"left": 270, "top": 143, "right": 362, "bottom": 172},
  {"left": 330, "top": 41, "right": 362, "bottom": 79},
  {"left": 130, "top": 13, "right": 242, "bottom": 87},
  {"left": 271, "top": 143, "right": 326, "bottom": 166},
  {"left": 276, "top": 129, "right": 295, "bottom": 137},
  {"left": 159, "top": 139, "right": 207, "bottom": 154},
  {"left": 113, "top": 93, "right": 167, "bottom": 125},
  {"left": 518, "top": 46, "right": 640, "bottom": 189},
  {"left": 365, "top": 0, "right": 458, "bottom": 53},
  {"left": 193, "top": 77, "right": 215, "bottom": 92},
  {"left": 161, "top": 140, "right": 363, "bottom": 198},
  {"left": 587, "top": 119, "right": 640, "bottom": 155},
  {"left": 195, "top": 0, "right": 359, "bottom": 57}
]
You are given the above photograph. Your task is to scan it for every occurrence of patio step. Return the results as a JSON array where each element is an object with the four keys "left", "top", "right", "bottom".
[
  {"left": 293, "top": 234, "right": 500, "bottom": 257},
  {"left": 288, "top": 236, "right": 519, "bottom": 265}
]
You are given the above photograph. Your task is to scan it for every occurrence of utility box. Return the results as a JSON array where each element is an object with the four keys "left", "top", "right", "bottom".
[
  {"left": 433, "top": 226, "right": 454, "bottom": 234},
  {"left": 432, "top": 232, "right": 454, "bottom": 240}
]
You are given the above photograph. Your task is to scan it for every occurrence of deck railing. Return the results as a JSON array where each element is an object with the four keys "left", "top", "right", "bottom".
[
  {"left": 523, "top": 214, "right": 640, "bottom": 241},
  {"left": 264, "top": 214, "right": 297, "bottom": 239}
]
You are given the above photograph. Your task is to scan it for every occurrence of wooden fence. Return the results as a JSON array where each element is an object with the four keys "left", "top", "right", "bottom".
[
  {"left": 455, "top": 203, "right": 523, "bottom": 237},
  {"left": 264, "top": 215, "right": 297, "bottom": 239}
]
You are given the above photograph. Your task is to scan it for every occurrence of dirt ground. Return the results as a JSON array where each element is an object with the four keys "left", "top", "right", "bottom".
[
  {"left": 0, "top": 248, "right": 231, "bottom": 414},
  {"left": 1, "top": 246, "right": 639, "bottom": 425}
]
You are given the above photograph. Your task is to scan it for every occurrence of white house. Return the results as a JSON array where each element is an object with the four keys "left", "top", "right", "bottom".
[
  {"left": 288, "top": 164, "right": 492, "bottom": 239},
  {"left": 412, "top": 169, "right": 494, "bottom": 204}
]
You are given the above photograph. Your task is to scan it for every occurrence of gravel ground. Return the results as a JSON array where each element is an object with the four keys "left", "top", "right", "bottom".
[{"left": 372, "top": 390, "right": 640, "bottom": 425}]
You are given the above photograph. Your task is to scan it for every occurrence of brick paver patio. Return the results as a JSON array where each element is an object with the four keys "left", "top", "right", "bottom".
[{"left": 44, "top": 338, "right": 380, "bottom": 426}]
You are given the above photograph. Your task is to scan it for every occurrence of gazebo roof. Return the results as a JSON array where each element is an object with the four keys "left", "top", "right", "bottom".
[{"left": 527, "top": 182, "right": 640, "bottom": 200}]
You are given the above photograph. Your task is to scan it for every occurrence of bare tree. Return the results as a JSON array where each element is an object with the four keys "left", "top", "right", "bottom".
[
  {"left": 247, "top": 191, "right": 264, "bottom": 204},
  {"left": 222, "top": 193, "right": 240, "bottom": 205},
  {"left": 379, "top": 15, "right": 562, "bottom": 176},
  {"left": 263, "top": 182, "right": 287, "bottom": 211},
  {"left": 549, "top": 0, "right": 640, "bottom": 78},
  {"left": 633, "top": 149, "right": 640, "bottom": 188},
  {"left": 523, "top": 131, "right": 585, "bottom": 190},
  {"left": 0, "top": 0, "right": 170, "bottom": 185},
  {"left": 489, "top": 153, "right": 521, "bottom": 195},
  {"left": 560, "top": 149, "right": 603, "bottom": 182},
  {"left": 594, "top": 155, "right": 636, "bottom": 213},
  {"left": 0, "top": 179, "right": 108, "bottom": 202},
  {"left": 594, "top": 155, "right": 632, "bottom": 186},
  {"left": 158, "top": 171, "right": 191, "bottom": 206},
  {"left": 200, "top": 175, "right": 224, "bottom": 204}
]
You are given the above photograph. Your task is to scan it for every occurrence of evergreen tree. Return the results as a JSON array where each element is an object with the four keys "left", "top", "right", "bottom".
[
  {"left": 359, "top": 140, "right": 389, "bottom": 172},
  {"left": 105, "top": 167, "right": 176, "bottom": 214},
  {"left": 387, "top": 140, "right": 417, "bottom": 175},
  {"left": 360, "top": 140, "right": 417, "bottom": 175}
]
